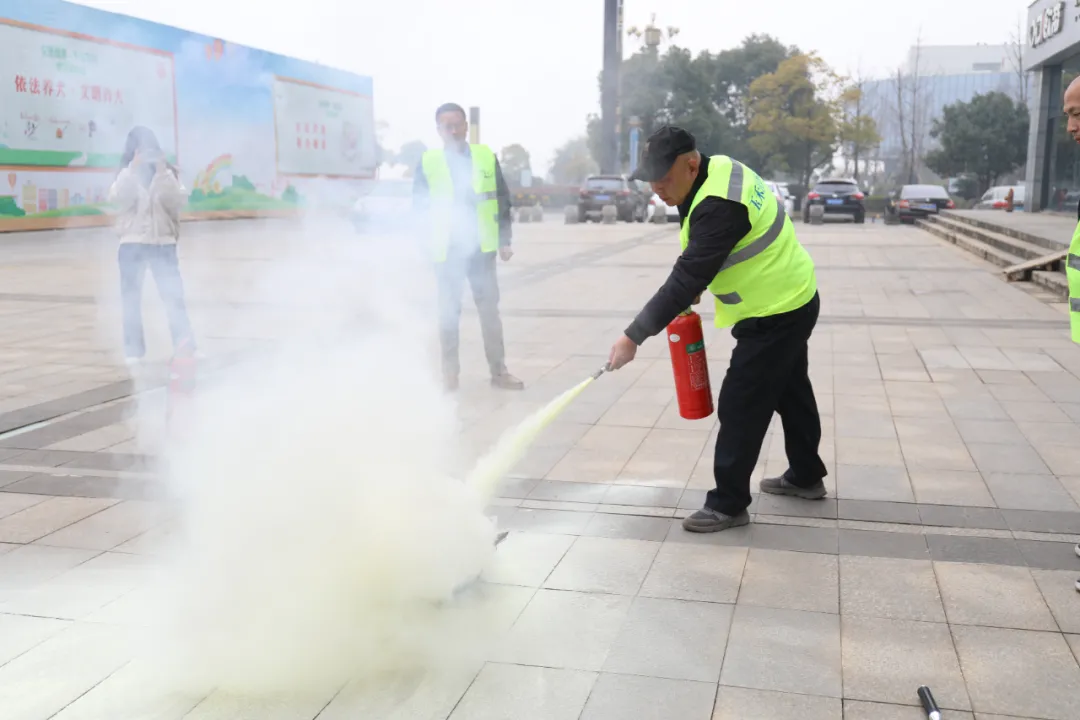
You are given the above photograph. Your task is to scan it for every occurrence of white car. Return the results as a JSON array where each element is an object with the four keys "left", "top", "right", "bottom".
[
  {"left": 646, "top": 193, "right": 680, "bottom": 222},
  {"left": 975, "top": 185, "right": 1025, "bottom": 210},
  {"left": 765, "top": 180, "right": 795, "bottom": 217},
  {"left": 352, "top": 179, "right": 414, "bottom": 233}
]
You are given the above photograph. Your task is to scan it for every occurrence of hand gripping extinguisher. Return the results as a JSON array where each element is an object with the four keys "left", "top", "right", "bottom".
[
  {"left": 166, "top": 340, "right": 197, "bottom": 434},
  {"left": 667, "top": 310, "right": 714, "bottom": 420}
]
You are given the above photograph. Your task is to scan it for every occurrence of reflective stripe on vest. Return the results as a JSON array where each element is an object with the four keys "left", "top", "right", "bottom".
[
  {"left": 421, "top": 144, "right": 500, "bottom": 262},
  {"left": 679, "top": 156, "right": 817, "bottom": 327},
  {"left": 1069, "top": 221, "right": 1080, "bottom": 343}
]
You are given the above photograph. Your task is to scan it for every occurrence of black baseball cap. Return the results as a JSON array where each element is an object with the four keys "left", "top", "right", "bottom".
[{"left": 630, "top": 126, "right": 696, "bottom": 182}]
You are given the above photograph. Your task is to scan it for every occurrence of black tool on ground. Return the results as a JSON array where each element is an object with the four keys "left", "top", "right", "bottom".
[{"left": 917, "top": 686, "right": 942, "bottom": 720}]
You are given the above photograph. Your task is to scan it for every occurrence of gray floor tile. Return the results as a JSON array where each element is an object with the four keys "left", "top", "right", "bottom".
[
  {"left": 750, "top": 523, "right": 838, "bottom": 555},
  {"left": 602, "top": 485, "right": 682, "bottom": 508},
  {"left": 952, "top": 625, "right": 1080, "bottom": 720},
  {"left": 840, "top": 556, "right": 946, "bottom": 623},
  {"left": 720, "top": 605, "right": 842, "bottom": 698},
  {"left": 1001, "top": 509, "right": 1080, "bottom": 534},
  {"left": 837, "top": 500, "right": 920, "bottom": 525},
  {"left": 844, "top": 700, "right": 974, "bottom": 720},
  {"left": 678, "top": 489, "right": 707, "bottom": 510},
  {"left": 756, "top": 494, "right": 837, "bottom": 519},
  {"left": 498, "top": 477, "right": 540, "bottom": 499},
  {"left": 909, "top": 470, "right": 996, "bottom": 507},
  {"left": 579, "top": 674, "right": 715, "bottom": 720},
  {"left": 492, "top": 589, "right": 632, "bottom": 671},
  {"left": 982, "top": 473, "right": 1079, "bottom": 512},
  {"left": 926, "top": 535, "right": 1026, "bottom": 567},
  {"left": 543, "top": 537, "right": 659, "bottom": 595},
  {"left": 917, "top": 505, "right": 1007, "bottom": 531},
  {"left": 835, "top": 465, "right": 915, "bottom": 503},
  {"left": 738, "top": 549, "right": 838, "bottom": 613},
  {"left": 841, "top": 615, "right": 970, "bottom": 710},
  {"left": 713, "top": 686, "right": 841, "bottom": 720},
  {"left": 1031, "top": 570, "right": 1080, "bottom": 634},
  {"left": 580, "top": 513, "right": 671, "bottom": 542},
  {"left": 839, "top": 529, "right": 930, "bottom": 560},
  {"left": 504, "top": 508, "right": 593, "bottom": 535},
  {"left": 602, "top": 596, "right": 733, "bottom": 682},
  {"left": 954, "top": 420, "right": 1030, "bottom": 445},
  {"left": 638, "top": 543, "right": 747, "bottom": 604},
  {"left": 449, "top": 663, "right": 597, "bottom": 720},
  {"left": 935, "top": 562, "right": 1057, "bottom": 631},
  {"left": 967, "top": 443, "right": 1051, "bottom": 475},
  {"left": 1016, "top": 540, "right": 1080, "bottom": 571},
  {"left": 482, "top": 532, "right": 574, "bottom": 588},
  {"left": 527, "top": 481, "right": 608, "bottom": 503}
]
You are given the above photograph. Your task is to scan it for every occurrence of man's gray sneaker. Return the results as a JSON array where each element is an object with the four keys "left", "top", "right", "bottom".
[
  {"left": 682, "top": 508, "right": 750, "bottom": 534},
  {"left": 759, "top": 472, "right": 828, "bottom": 500}
]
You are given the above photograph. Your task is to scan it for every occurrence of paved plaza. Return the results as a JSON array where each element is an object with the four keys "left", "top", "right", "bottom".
[{"left": 1, "top": 215, "right": 1080, "bottom": 719}]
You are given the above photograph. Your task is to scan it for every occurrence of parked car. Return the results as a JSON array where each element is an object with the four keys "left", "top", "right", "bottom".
[
  {"left": 577, "top": 175, "right": 649, "bottom": 223},
  {"left": 646, "top": 192, "right": 680, "bottom": 222},
  {"left": 883, "top": 184, "right": 955, "bottom": 224},
  {"left": 351, "top": 179, "right": 414, "bottom": 233},
  {"left": 803, "top": 178, "right": 866, "bottom": 223},
  {"left": 975, "top": 185, "right": 1025, "bottom": 210}
]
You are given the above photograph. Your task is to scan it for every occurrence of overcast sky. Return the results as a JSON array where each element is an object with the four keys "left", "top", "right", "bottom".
[{"left": 73, "top": 0, "right": 1030, "bottom": 176}]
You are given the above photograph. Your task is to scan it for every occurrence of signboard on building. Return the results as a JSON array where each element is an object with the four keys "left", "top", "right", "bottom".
[
  {"left": 0, "top": 0, "right": 376, "bottom": 232},
  {"left": 1030, "top": 2, "right": 1065, "bottom": 47}
]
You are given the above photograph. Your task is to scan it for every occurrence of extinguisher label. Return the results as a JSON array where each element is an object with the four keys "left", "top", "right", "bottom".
[
  {"left": 687, "top": 350, "right": 708, "bottom": 391},
  {"left": 685, "top": 341, "right": 704, "bottom": 354}
]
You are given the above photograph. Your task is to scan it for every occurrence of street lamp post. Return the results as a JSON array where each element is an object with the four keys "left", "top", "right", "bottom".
[{"left": 600, "top": 0, "right": 622, "bottom": 174}]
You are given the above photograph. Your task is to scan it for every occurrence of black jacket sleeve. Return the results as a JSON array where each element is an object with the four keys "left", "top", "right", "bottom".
[
  {"left": 494, "top": 158, "right": 512, "bottom": 246},
  {"left": 624, "top": 197, "right": 752, "bottom": 345}
]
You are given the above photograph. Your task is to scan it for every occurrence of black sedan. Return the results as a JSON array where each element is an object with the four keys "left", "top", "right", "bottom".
[
  {"left": 884, "top": 184, "right": 955, "bottom": 224},
  {"left": 803, "top": 179, "right": 866, "bottom": 224}
]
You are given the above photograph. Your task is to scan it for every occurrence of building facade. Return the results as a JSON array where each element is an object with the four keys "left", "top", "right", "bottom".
[
  {"left": 862, "top": 45, "right": 1028, "bottom": 187},
  {"left": 1025, "top": 0, "right": 1080, "bottom": 212}
]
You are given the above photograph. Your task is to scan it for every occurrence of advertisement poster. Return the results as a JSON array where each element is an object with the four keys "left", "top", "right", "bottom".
[{"left": 0, "top": 0, "right": 376, "bottom": 232}]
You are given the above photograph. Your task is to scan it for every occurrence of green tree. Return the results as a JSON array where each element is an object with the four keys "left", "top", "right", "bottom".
[
  {"left": 712, "top": 34, "right": 799, "bottom": 165},
  {"left": 231, "top": 174, "right": 256, "bottom": 191},
  {"left": 499, "top": 144, "right": 532, "bottom": 187},
  {"left": 0, "top": 196, "right": 25, "bottom": 217},
  {"left": 395, "top": 140, "right": 428, "bottom": 176},
  {"left": 924, "top": 92, "right": 1030, "bottom": 195},
  {"left": 549, "top": 136, "right": 597, "bottom": 185},
  {"left": 747, "top": 53, "right": 840, "bottom": 188},
  {"left": 281, "top": 185, "right": 300, "bottom": 205}
]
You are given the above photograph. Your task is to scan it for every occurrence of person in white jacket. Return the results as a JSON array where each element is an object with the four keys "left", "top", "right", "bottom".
[{"left": 108, "top": 126, "right": 195, "bottom": 362}]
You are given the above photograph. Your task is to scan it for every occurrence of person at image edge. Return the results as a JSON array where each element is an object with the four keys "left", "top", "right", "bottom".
[
  {"left": 607, "top": 126, "right": 827, "bottom": 533},
  {"left": 1059, "top": 76, "right": 1080, "bottom": 594}
]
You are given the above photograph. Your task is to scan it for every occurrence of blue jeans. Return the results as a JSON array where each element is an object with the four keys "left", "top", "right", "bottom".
[{"left": 118, "top": 243, "right": 195, "bottom": 358}]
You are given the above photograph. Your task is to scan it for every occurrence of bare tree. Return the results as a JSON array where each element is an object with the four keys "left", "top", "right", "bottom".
[
  {"left": 907, "top": 32, "right": 924, "bottom": 184},
  {"left": 893, "top": 67, "right": 909, "bottom": 184},
  {"left": 1007, "top": 14, "right": 1027, "bottom": 105}
]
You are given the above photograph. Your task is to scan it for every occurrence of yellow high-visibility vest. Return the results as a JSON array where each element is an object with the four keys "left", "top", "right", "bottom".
[
  {"left": 421, "top": 144, "right": 499, "bottom": 262},
  {"left": 680, "top": 155, "right": 817, "bottom": 327}
]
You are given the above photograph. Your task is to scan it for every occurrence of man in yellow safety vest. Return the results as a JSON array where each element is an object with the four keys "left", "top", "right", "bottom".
[
  {"left": 607, "top": 126, "right": 826, "bottom": 533},
  {"left": 413, "top": 103, "right": 523, "bottom": 392},
  {"left": 1061, "top": 77, "right": 1080, "bottom": 593}
]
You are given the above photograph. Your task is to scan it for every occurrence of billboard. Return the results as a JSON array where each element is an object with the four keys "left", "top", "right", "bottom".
[{"left": 0, "top": 0, "right": 376, "bottom": 232}]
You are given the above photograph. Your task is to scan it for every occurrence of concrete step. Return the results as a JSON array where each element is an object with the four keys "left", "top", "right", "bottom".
[
  {"left": 940, "top": 210, "right": 1065, "bottom": 252},
  {"left": 916, "top": 218, "right": 1022, "bottom": 268},
  {"left": 1032, "top": 269, "right": 1070, "bottom": 296},
  {"left": 924, "top": 215, "right": 1050, "bottom": 261}
]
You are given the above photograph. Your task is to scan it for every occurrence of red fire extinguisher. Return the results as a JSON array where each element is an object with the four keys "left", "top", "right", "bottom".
[
  {"left": 667, "top": 310, "right": 713, "bottom": 420},
  {"left": 166, "top": 340, "right": 197, "bottom": 433}
]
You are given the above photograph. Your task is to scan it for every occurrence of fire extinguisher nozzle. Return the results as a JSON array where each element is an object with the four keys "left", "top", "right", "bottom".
[{"left": 592, "top": 366, "right": 608, "bottom": 380}]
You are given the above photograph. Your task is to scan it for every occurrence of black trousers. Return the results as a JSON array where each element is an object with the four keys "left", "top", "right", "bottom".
[{"left": 706, "top": 292, "right": 827, "bottom": 516}]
